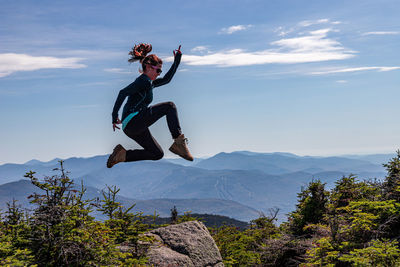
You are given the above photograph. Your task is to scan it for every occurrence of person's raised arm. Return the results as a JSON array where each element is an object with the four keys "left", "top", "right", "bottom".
[{"left": 153, "top": 45, "right": 182, "bottom": 88}]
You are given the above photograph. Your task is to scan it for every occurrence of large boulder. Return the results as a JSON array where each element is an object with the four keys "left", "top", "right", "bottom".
[{"left": 146, "top": 220, "right": 224, "bottom": 267}]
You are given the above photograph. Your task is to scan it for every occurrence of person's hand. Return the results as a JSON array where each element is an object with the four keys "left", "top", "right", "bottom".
[
  {"left": 113, "top": 118, "right": 122, "bottom": 131},
  {"left": 173, "top": 45, "right": 182, "bottom": 57}
]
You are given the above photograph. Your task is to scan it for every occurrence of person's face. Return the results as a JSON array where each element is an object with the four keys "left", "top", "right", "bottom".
[{"left": 146, "top": 63, "right": 162, "bottom": 81}]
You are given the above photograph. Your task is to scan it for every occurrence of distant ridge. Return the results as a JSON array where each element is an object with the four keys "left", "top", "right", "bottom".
[
  {"left": 234, "top": 151, "right": 300, "bottom": 158},
  {"left": 195, "top": 151, "right": 386, "bottom": 174},
  {"left": 0, "top": 180, "right": 260, "bottom": 222},
  {"left": 340, "top": 153, "right": 396, "bottom": 165},
  {"left": 0, "top": 151, "right": 391, "bottom": 222},
  {"left": 24, "top": 158, "right": 62, "bottom": 166}
]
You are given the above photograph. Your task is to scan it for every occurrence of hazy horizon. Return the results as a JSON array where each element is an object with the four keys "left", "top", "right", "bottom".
[{"left": 1, "top": 150, "right": 397, "bottom": 166}]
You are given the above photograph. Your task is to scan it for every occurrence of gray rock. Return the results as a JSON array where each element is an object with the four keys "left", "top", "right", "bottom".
[
  {"left": 147, "top": 246, "right": 194, "bottom": 267},
  {"left": 147, "top": 220, "right": 224, "bottom": 267}
]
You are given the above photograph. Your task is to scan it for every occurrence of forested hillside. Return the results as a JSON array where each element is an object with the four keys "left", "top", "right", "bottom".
[{"left": 211, "top": 151, "right": 400, "bottom": 266}]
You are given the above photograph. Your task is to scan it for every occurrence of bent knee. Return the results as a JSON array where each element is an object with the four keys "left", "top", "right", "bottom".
[
  {"left": 166, "top": 101, "right": 177, "bottom": 110},
  {"left": 151, "top": 150, "right": 164, "bottom": 161}
]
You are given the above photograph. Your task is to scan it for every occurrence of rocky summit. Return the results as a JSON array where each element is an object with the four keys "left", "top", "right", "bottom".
[{"left": 146, "top": 221, "right": 224, "bottom": 267}]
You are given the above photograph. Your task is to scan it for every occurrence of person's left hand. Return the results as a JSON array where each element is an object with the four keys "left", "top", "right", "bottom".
[
  {"left": 113, "top": 118, "right": 122, "bottom": 131},
  {"left": 173, "top": 45, "right": 182, "bottom": 57}
]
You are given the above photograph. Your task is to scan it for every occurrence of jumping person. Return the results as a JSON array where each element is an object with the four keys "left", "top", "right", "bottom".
[{"left": 107, "top": 43, "right": 193, "bottom": 168}]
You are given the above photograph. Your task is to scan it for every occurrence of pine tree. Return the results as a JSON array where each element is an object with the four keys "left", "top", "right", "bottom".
[
  {"left": 288, "top": 180, "right": 329, "bottom": 236},
  {"left": 383, "top": 151, "right": 400, "bottom": 201},
  {"left": 98, "top": 184, "right": 150, "bottom": 264},
  {"left": 170, "top": 205, "right": 178, "bottom": 224},
  {"left": 24, "top": 161, "right": 117, "bottom": 266}
]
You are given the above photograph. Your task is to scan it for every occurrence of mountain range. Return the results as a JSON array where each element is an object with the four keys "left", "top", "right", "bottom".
[{"left": 0, "top": 151, "right": 393, "bottom": 222}]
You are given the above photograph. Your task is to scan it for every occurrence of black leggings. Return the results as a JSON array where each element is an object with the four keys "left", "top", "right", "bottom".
[{"left": 123, "top": 102, "right": 182, "bottom": 161}]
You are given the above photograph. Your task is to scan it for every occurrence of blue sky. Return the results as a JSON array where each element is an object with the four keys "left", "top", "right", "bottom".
[{"left": 1, "top": 0, "right": 399, "bottom": 164}]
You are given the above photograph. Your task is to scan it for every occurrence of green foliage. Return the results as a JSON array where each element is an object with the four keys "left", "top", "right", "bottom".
[
  {"left": 176, "top": 210, "right": 198, "bottom": 224},
  {"left": 0, "top": 247, "right": 36, "bottom": 266},
  {"left": 211, "top": 225, "right": 261, "bottom": 266},
  {"left": 0, "top": 224, "right": 35, "bottom": 266},
  {"left": 383, "top": 150, "right": 400, "bottom": 201},
  {"left": 0, "top": 161, "right": 155, "bottom": 266},
  {"left": 381, "top": 151, "right": 400, "bottom": 239},
  {"left": 25, "top": 162, "right": 119, "bottom": 266},
  {"left": 98, "top": 184, "right": 151, "bottom": 262},
  {"left": 3, "top": 199, "right": 30, "bottom": 248},
  {"left": 288, "top": 180, "right": 329, "bottom": 236},
  {"left": 303, "top": 169, "right": 400, "bottom": 266},
  {"left": 211, "top": 154, "right": 400, "bottom": 266},
  {"left": 331, "top": 175, "right": 365, "bottom": 208},
  {"left": 210, "top": 210, "right": 309, "bottom": 267},
  {"left": 340, "top": 239, "right": 400, "bottom": 267},
  {"left": 0, "top": 199, "right": 34, "bottom": 266},
  {"left": 213, "top": 153, "right": 400, "bottom": 266}
]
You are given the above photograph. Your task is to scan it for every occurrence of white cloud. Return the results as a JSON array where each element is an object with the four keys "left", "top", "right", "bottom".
[
  {"left": 104, "top": 68, "right": 131, "bottom": 74},
  {"left": 170, "top": 28, "right": 354, "bottom": 67},
  {"left": 191, "top": 46, "right": 209, "bottom": 53},
  {"left": 0, "top": 53, "right": 86, "bottom": 77},
  {"left": 272, "top": 28, "right": 342, "bottom": 52},
  {"left": 276, "top": 19, "right": 341, "bottom": 37},
  {"left": 298, "top": 19, "right": 334, "bottom": 27},
  {"left": 336, "top": 80, "right": 348, "bottom": 83},
  {"left": 220, "top": 24, "right": 252, "bottom": 34},
  {"left": 274, "top": 26, "right": 294, "bottom": 37},
  {"left": 362, "top": 31, "right": 399, "bottom": 36},
  {"left": 310, "top": 66, "right": 400, "bottom": 75}
]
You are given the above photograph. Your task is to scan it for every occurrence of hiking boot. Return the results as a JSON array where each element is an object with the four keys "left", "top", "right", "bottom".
[
  {"left": 169, "top": 134, "right": 194, "bottom": 161},
  {"left": 107, "top": 144, "right": 126, "bottom": 168}
]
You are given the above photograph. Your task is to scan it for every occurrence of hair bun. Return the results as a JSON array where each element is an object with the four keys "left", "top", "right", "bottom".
[{"left": 128, "top": 43, "right": 152, "bottom": 62}]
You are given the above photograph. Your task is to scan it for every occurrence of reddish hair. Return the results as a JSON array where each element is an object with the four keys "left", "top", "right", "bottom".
[{"left": 128, "top": 43, "right": 162, "bottom": 71}]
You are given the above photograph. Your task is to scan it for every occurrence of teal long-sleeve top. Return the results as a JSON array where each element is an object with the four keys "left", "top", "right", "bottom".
[{"left": 112, "top": 53, "right": 181, "bottom": 124}]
